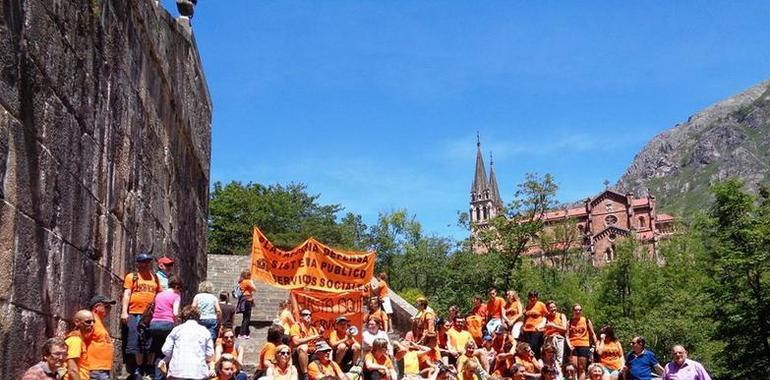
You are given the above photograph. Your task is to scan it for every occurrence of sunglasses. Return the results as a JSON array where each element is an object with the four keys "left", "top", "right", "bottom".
[
  {"left": 301, "top": 313, "right": 311, "bottom": 317},
  {"left": 277, "top": 351, "right": 290, "bottom": 356},
  {"left": 224, "top": 336, "right": 234, "bottom": 340},
  {"left": 82, "top": 320, "right": 95, "bottom": 324}
]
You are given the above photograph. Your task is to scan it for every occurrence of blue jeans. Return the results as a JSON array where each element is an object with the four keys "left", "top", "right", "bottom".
[{"left": 199, "top": 319, "right": 218, "bottom": 341}]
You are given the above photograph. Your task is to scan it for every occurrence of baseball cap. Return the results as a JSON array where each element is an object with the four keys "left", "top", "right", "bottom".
[
  {"left": 136, "top": 252, "right": 153, "bottom": 262},
  {"left": 158, "top": 257, "right": 174, "bottom": 265},
  {"left": 89, "top": 295, "right": 117, "bottom": 309},
  {"left": 316, "top": 341, "right": 332, "bottom": 352},
  {"left": 335, "top": 316, "right": 349, "bottom": 323}
]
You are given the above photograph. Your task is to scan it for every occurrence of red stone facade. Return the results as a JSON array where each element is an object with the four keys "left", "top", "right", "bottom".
[
  {"left": 468, "top": 142, "right": 674, "bottom": 266},
  {"left": 529, "top": 189, "right": 675, "bottom": 266}
]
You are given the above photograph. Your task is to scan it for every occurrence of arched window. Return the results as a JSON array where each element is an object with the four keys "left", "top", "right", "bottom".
[
  {"left": 605, "top": 247, "right": 614, "bottom": 262},
  {"left": 638, "top": 216, "right": 646, "bottom": 228},
  {"left": 476, "top": 207, "right": 481, "bottom": 221},
  {"left": 483, "top": 206, "right": 488, "bottom": 220}
]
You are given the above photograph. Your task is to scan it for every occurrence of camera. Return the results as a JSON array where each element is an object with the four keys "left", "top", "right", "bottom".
[{"left": 348, "top": 326, "right": 359, "bottom": 336}]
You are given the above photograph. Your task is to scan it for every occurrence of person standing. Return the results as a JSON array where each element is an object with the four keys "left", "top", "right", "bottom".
[
  {"left": 192, "top": 281, "right": 222, "bottom": 341},
  {"left": 485, "top": 289, "right": 506, "bottom": 335},
  {"left": 22, "top": 337, "right": 68, "bottom": 380},
  {"left": 412, "top": 297, "right": 435, "bottom": 342},
  {"left": 376, "top": 273, "right": 394, "bottom": 321},
  {"left": 596, "top": 326, "right": 624, "bottom": 380},
  {"left": 219, "top": 292, "right": 236, "bottom": 331},
  {"left": 503, "top": 291, "right": 522, "bottom": 333},
  {"left": 236, "top": 270, "right": 257, "bottom": 339},
  {"left": 567, "top": 303, "right": 597, "bottom": 380},
  {"left": 662, "top": 345, "right": 712, "bottom": 380},
  {"left": 65, "top": 310, "right": 96, "bottom": 380},
  {"left": 161, "top": 306, "right": 215, "bottom": 380},
  {"left": 88, "top": 296, "right": 117, "bottom": 380},
  {"left": 521, "top": 290, "right": 547, "bottom": 359},
  {"left": 542, "top": 300, "right": 567, "bottom": 370},
  {"left": 148, "top": 277, "right": 183, "bottom": 380},
  {"left": 155, "top": 257, "right": 174, "bottom": 290},
  {"left": 623, "top": 336, "right": 664, "bottom": 380},
  {"left": 121, "top": 252, "right": 162, "bottom": 379}
]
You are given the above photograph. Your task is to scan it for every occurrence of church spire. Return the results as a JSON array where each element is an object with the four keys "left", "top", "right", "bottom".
[
  {"left": 471, "top": 134, "right": 488, "bottom": 194},
  {"left": 488, "top": 152, "right": 503, "bottom": 208}
]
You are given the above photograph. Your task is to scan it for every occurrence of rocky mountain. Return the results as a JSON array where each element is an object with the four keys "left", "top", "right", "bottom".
[{"left": 617, "top": 79, "right": 770, "bottom": 216}]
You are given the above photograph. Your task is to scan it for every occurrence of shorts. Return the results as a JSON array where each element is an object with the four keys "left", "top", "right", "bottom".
[
  {"left": 570, "top": 346, "right": 591, "bottom": 358},
  {"left": 89, "top": 370, "right": 110, "bottom": 380},
  {"left": 603, "top": 366, "right": 621, "bottom": 376},
  {"left": 381, "top": 297, "right": 394, "bottom": 314},
  {"left": 125, "top": 314, "right": 151, "bottom": 354}
]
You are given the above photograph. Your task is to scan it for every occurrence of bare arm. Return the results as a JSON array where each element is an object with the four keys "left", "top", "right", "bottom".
[
  {"left": 121, "top": 288, "right": 132, "bottom": 322},
  {"left": 587, "top": 319, "right": 598, "bottom": 346},
  {"left": 66, "top": 359, "right": 81, "bottom": 380}
]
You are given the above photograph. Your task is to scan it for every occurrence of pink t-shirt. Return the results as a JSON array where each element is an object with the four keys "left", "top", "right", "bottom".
[{"left": 151, "top": 290, "right": 180, "bottom": 323}]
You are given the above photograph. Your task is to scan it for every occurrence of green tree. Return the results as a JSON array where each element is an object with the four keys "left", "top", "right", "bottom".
[
  {"left": 699, "top": 180, "right": 770, "bottom": 378},
  {"left": 473, "top": 173, "right": 559, "bottom": 288},
  {"left": 208, "top": 181, "right": 363, "bottom": 254}
]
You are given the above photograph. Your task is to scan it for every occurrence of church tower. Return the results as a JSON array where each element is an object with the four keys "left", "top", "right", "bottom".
[{"left": 470, "top": 136, "right": 503, "bottom": 226}]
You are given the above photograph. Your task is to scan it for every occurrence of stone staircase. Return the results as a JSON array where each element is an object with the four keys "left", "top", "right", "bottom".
[{"left": 206, "top": 254, "right": 417, "bottom": 375}]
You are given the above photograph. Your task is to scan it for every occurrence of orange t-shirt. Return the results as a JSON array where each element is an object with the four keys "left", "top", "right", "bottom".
[
  {"left": 568, "top": 317, "right": 590, "bottom": 347},
  {"left": 279, "top": 309, "right": 295, "bottom": 334},
  {"left": 505, "top": 300, "right": 521, "bottom": 321},
  {"left": 447, "top": 328, "right": 474, "bottom": 352},
  {"left": 516, "top": 355, "right": 538, "bottom": 373},
  {"left": 419, "top": 347, "right": 441, "bottom": 369},
  {"left": 64, "top": 332, "right": 90, "bottom": 380},
  {"left": 487, "top": 297, "right": 506, "bottom": 319},
  {"left": 88, "top": 314, "right": 114, "bottom": 370},
  {"left": 376, "top": 280, "right": 389, "bottom": 298},
  {"left": 367, "top": 309, "right": 390, "bottom": 330},
  {"left": 471, "top": 304, "right": 488, "bottom": 319},
  {"left": 599, "top": 340, "right": 623, "bottom": 370},
  {"left": 240, "top": 279, "right": 256, "bottom": 302},
  {"left": 307, "top": 360, "right": 344, "bottom": 380},
  {"left": 289, "top": 323, "right": 319, "bottom": 349},
  {"left": 466, "top": 315, "right": 484, "bottom": 345},
  {"left": 522, "top": 301, "right": 547, "bottom": 332},
  {"left": 493, "top": 357, "right": 514, "bottom": 377},
  {"left": 123, "top": 272, "right": 161, "bottom": 314},
  {"left": 329, "top": 329, "right": 358, "bottom": 345},
  {"left": 365, "top": 352, "right": 394, "bottom": 370},
  {"left": 544, "top": 312, "right": 565, "bottom": 337},
  {"left": 259, "top": 342, "right": 277, "bottom": 369}
]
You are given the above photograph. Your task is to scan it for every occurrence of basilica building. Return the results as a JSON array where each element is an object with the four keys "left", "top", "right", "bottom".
[{"left": 469, "top": 141, "right": 675, "bottom": 266}]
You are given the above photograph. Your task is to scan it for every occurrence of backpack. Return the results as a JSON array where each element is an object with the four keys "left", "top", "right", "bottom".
[{"left": 232, "top": 283, "right": 244, "bottom": 300}]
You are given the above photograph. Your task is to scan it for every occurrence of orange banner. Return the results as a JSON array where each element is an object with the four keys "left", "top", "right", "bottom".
[
  {"left": 291, "top": 289, "right": 365, "bottom": 342},
  {"left": 250, "top": 227, "right": 376, "bottom": 292}
]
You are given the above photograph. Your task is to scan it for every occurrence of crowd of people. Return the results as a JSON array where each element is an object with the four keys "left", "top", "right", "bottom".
[
  {"left": 22, "top": 255, "right": 712, "bottom": 380},
  {"left": 22, "top": 253, "right": 256, "bottom": 380}
]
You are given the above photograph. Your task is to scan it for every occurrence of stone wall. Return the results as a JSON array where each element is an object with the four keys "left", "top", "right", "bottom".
[{"left": 0, "top": 0, "right": 212, "bottom": 377}]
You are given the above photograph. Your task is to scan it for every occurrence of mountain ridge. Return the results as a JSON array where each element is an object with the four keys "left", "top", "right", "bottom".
[{"left": 616, "top": 79, "right": 770, "bottom": 215}]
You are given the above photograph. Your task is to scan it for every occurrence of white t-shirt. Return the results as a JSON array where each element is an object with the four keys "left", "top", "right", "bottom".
[
  {"left": 194, "top": 293, "right": 219, "bottom": 320},
  {"left": 362, "top": 329, "right": 392, "bottom": 355}
]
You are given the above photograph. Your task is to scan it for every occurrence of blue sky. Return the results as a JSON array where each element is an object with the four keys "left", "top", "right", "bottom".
[{"left": 161, "top": 1, "right": 770, "bottom": 240}]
